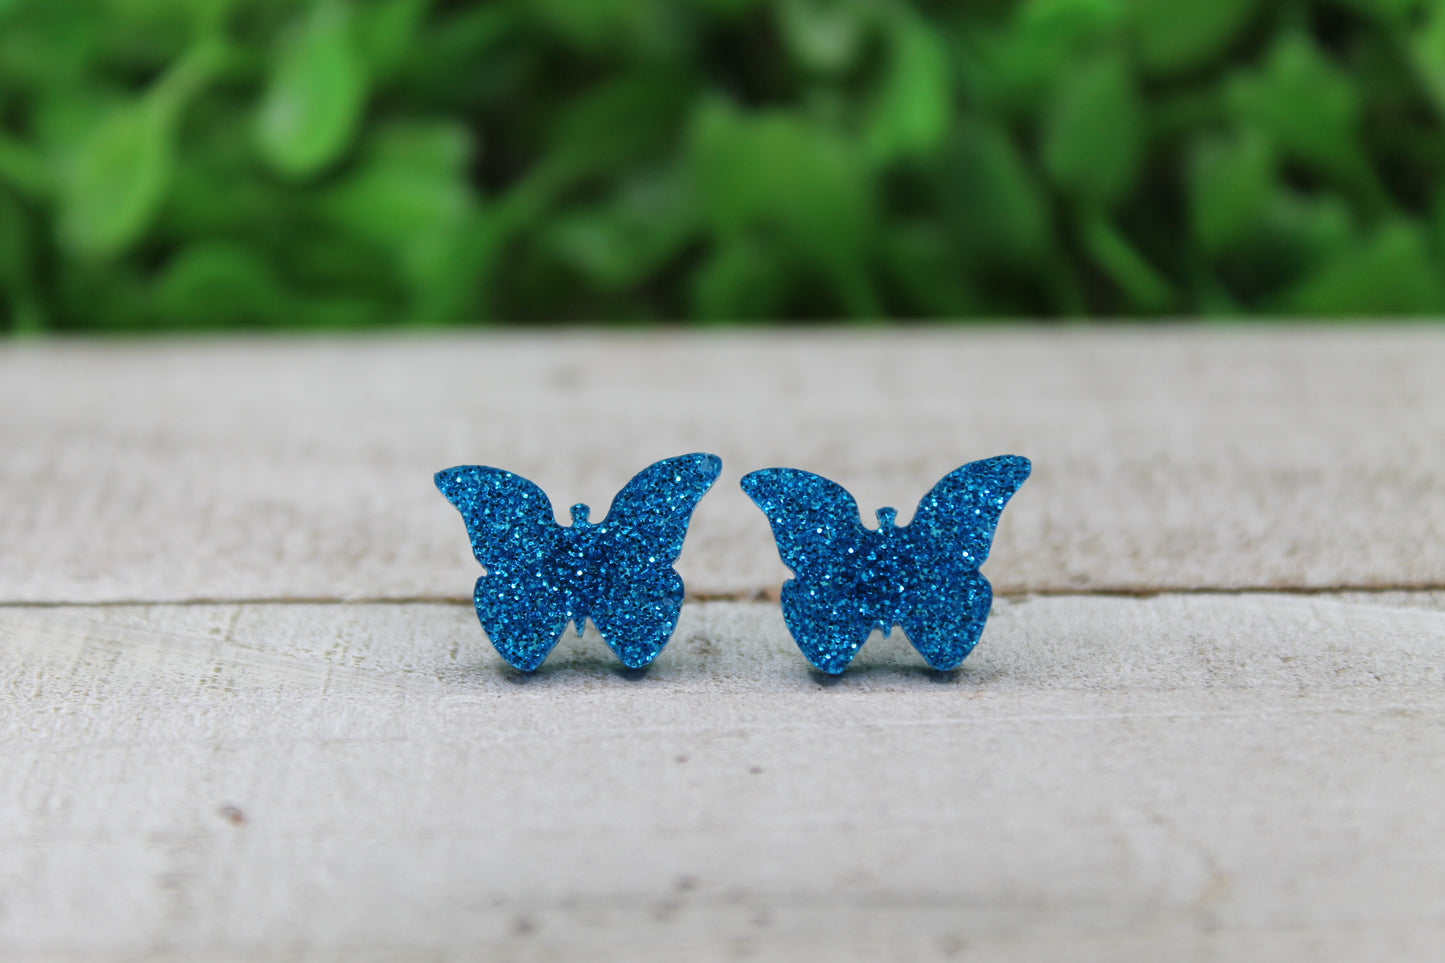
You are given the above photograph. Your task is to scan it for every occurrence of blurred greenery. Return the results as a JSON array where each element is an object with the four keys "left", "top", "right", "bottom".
[{"left": 3, "top": 0, "right": 1445, "bottom": 330}]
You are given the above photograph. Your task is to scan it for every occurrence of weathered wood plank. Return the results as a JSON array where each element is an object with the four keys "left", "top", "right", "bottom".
[
  {"left": 2, "top": 327, "right": 1444, "bottom": 603},
  {"left": 2, "top": 593, "right": 1443, "bottom": 961},
  {"left": 4, "top": 328, "right": 1444, "bottom": 959}
]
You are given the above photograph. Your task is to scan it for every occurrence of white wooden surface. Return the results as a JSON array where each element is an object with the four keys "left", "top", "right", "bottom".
[
  {"left": 3, "top": 327, "right": 1444, "bottom": 603},
  {"left": 2, "top": 328, "right": 1444, "bottom": 961}
]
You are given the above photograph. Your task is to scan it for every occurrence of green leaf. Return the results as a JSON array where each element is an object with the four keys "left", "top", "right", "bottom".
[
  {"left": 1325, "top": 0, "right": 1424, "bottom": 24},
  {"left": 57, "top": 39, "right": 217, "bottom": 258},
  {"left": 1020, "top": 0, "right": 1127, "bottom": 35},
  {"left": 1264, "top": 190, "right": 1355, "bottom": 264},
  {"left": 942, "top": 121, "right": 1054, "bottom": 268},
  {"left": 0, "top": 3, "right": 100, "bottom": 89},
  {"left": 159, "top": 115, "right": 290, "bottom": 240},
  {"left": 965, "top": 0, "right": 1125, "bottom": 116},
  {"left": 0, "top": 187, "right": 44, "bottom": 332},
  {"left": 879, "top": 221, "right": 981, "bottom": 318},
  {"left": 1225, "top": 33, "right": 1362, "bottom": 181},
  {"left": 154, "top": 241, "right": 291, "bottom": 328},
  {"left": 865, "top": 10, "right": 953, "bottom": 165},
  {"left": 1189, "top": 129, "right": 1274, "bottom": 256},
  {"left": 318, "top": 121, "right": 478, "bottom": 319},
  {"left": 1042, "top": 51, "right": 1143, "bottom": 206},
  {"left": 1217, "top": 189, "right": 1355, "bottom": 300},
  {"left": 691, "top": 234, "right": 792, "bottom": 321},
  {"left": 15, "top": 0, "right": 1445, "bottom": 327},
  {"left": 777, "top": 0, "right": 871, "bottom": 74},
  {"left": 698, "top": 0, "right": 763, "bottom": 13},
  {"left": 294, "top": 294, "right": 390, "bottom": 329},
  {"left": 690, "top": 101, "right": 879, "bottom": 312},
  {"left": 1079, "top": 209, "right": 1172, "bottom": 311},
  {"left": 525, "top": 0, "right": 673, "bottom": 55},
  {"left": 1127, "top": 0, "right": 1259, "bottom": 77},
  {"left": 256, "top": 0, "right": 369, "bottom": 180},
  {"left": 1280, "top": 220, "right": 1445, "bottom": 316},
  {"left": 546, "top": 169, "right": 696, "bottom": 291},
  {"left": 55, "top": 258, "right": 151, "bottom": 329},
  {"left": 59, "top": 95, "right": 175, "bottom": 257},
  {"left": 357, "top": 0, "right": 432, "bottom": 81},
  {"left": 0, "top": 187, "right": 28, "bottom": 290},
  {"left": 546, "top": 71, "right": 695, "bottom": 180},
  {"left": 320, "top": 122, "right": 473, "bottom": 248},
  {"left": 1410, "top": 0, "right": 1445, "bottom": 116},
  {"left": 399, "top": 4, "right": 517, "bottom": 104},
  {"left": 691, "top": 103, "right": 862, "bottom": 255},
  {"left": 0, "top": 132, "right": 52, "bottom": 199}
]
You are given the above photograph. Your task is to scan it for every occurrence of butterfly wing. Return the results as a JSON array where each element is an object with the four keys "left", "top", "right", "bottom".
[
  {"left": 471, "top": 577, "right": 571, "bottom": 672},
  {"left": 777, "top": 577, "right": 876, "bottom": 674},
  {"left": 741, "top": 468, "right": 875, "bottom": 673},
  {"left": 435, "top": 465, "right": 569, "bottom": 671},
  {"left": 899, "top": 570, "right": 993, "bottom": 670},
  {"left": 908, "top": 455, "right": 1031, "bottom": 569},
  {"left": 588, "top": 453, "right": 722, "bottom": 668},
  {"left": 899, "top": 455, "right": 1030, "bottom": 669}
]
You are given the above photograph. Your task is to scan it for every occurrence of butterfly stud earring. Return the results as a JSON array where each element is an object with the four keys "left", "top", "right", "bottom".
[
  {"left": 742, "top": 456, "right": 1030, "bottom": 674},
  {"left": 436, "top": 453, "right": 722, "bottom": 671}
]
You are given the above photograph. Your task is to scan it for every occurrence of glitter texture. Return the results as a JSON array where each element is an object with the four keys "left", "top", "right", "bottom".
[
  {"left": 436, "top": 453, "right": 721, "bottom": 671},
  {"left": 742, "top": 455, "right": 1030, "bottom": 674}
]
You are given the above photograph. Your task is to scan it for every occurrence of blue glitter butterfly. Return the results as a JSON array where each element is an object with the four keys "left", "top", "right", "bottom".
[
  {"left": 436, "top": 453, "right": 722, "bottom": 671},
  {"left": 742, "top": 455, "right": 1030, "bottom": 674}
]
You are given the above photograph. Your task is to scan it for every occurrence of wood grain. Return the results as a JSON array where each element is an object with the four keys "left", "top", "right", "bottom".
[
  {"left": 3, "top": 328, "right": 1444, "bottom": 961},
  {"left": 2, "top": 327, "right": 1443, "bottom": 603},
  {"left": 2, "top": 594, "right": 1443, "bottom": 961}
]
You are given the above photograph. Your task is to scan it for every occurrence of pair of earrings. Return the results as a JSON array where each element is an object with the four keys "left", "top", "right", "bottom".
[{"left": 435, "top": 452, "right": 1030, "bottom": 675}]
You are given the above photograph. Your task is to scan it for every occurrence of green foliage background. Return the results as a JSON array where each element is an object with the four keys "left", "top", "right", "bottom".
[{"left": 3, "top": 0, "right": 1445, "bottom": 330}]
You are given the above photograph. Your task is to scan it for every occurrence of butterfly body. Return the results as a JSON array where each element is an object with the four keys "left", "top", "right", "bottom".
[
  {"left": 438, "top": 453, "right": 720, "bottom": 671},
  {"left": 743, "top": 456, "right": 1029, "bottom": 673}
]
